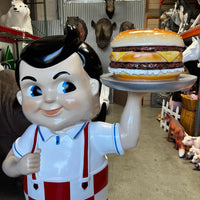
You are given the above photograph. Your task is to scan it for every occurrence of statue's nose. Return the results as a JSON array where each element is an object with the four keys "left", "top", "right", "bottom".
[{"left": 44, "top": 90, "right": 56, "bottom": 103}]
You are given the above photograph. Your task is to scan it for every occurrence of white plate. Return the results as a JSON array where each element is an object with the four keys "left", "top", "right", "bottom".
[{"left": 100, "top": 73, "right": 197, "bottom": 93}]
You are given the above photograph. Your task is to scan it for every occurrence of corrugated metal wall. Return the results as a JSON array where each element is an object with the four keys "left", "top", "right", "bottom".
[
  {"left": 32, "top": 20, "right": 63, "bottom": 37},
  {"left": 33, "top": 0, "right": 145, "bottom": 72}
]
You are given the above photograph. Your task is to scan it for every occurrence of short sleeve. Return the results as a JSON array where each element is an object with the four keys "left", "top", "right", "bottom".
[
  {"left": 90, "top": 122, "right": 124, "bottom": 155},
  {"left": 113, "top": 123, "right": 124, "bottom": 155},
  {"left": 12, "top": 124, "right": 37, "bottom": 158}
]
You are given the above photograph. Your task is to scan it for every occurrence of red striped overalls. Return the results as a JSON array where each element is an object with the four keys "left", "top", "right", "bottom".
[{"left": 23, "top": 123, "right": 108, "bottom": 200}]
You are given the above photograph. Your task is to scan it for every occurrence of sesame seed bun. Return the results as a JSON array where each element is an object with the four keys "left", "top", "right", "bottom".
[
  {"left": 111, "top": 29, "right": 185, "bottom": 48},
  {"left": 109, "top": 29, "right": 185, "bottom": 81}
]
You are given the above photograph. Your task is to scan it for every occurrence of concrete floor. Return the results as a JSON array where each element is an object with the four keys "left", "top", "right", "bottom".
[
  {"left": 107, "top": 104, "right": 200, "bottom": 200},
  {"left": 0, "top": 104, "right": 200, "bottom": 200}
]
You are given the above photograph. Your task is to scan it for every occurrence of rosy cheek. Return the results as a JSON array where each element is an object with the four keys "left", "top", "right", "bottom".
[
  {"left": 23, "top": 101, "right": 38, "bottom": 112},
  {"left": 63, "top": 99, "right": 81, "bottom": 109}
]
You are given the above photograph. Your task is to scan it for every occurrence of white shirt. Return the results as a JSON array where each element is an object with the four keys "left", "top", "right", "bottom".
[{"left": 12, "top": 121, "right": 124, "bottom": 200}]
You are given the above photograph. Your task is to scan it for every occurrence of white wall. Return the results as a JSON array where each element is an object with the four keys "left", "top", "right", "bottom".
[{"left": 62, "top": 0, "right": 145, "bottom": 72}]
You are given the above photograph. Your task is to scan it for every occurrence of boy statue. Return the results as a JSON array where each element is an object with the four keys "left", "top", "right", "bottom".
[{"left": 2, "top": 26, "right": 141, "bottom": 200}]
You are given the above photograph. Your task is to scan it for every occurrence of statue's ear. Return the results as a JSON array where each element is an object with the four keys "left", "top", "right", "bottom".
[
  {"left": 90, "top": 78, "right": 99, "bottom": 96},
  {"left": 16, "top": 91, "right": 22, "bottom": 105}
]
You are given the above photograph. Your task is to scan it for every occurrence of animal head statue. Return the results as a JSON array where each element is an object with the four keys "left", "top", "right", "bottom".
[
  {"left": 10, "top": 0, "right": 30, "bottom": 17},
  {"left": 119, "top": 21, "right": 135, "bottom": 32},
  {"left": 64, "top": 17, "right": 88, "bottom": 41},
  {"left": 91, "top": 18, "right": 116, "bottom": 49},
  {"left": 105, "top": 0, "right": 115, "bottom": 19},
  {"left": 183, "top": 37, "right": 200, "bottom": 66}
]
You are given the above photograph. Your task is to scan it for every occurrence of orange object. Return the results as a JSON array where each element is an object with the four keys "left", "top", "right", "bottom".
[
  {"left": 180, "top": 25, "right": 200, "bottom": 39},
  {"left": 160, "top": 0, "right": 164, "bottom": 5},
  {"left": 163, "top": 113, "right": 185, "bottom": 157}
]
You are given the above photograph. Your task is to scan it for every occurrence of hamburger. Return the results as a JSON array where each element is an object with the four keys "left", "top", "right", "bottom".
[{"left": 109, "top": 29, "right": 185, "bottom": 81}]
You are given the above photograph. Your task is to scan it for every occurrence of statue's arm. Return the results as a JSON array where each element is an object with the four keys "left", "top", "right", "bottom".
[
  {"left": 119, "top": 92, "right": 142, "bottom": 150},
  {"left": 2, "top": 149, "right": 41, "bottom": 177}
]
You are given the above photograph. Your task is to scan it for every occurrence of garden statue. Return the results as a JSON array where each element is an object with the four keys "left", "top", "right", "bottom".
[
  {"left": 163, "top": 113, "right": 186, "bottom": 158},
  {"left": 0, "top": 0, "right": 33, "bottom": 34},
  {"left": 2, "top": 26, "right": 141, "bottom": 200}
]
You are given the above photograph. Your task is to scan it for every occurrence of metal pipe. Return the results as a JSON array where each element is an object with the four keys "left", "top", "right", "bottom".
[{"left": 194, "top": 79, "right": 200, "bottom": 136}]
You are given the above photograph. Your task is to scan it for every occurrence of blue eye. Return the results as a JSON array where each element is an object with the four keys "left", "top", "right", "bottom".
[
  {"left": 27, "top": 85, "right": 42, "bottom": 97},
  {"left": 57, "top": 81, "right": 76, "bottom": 94}
]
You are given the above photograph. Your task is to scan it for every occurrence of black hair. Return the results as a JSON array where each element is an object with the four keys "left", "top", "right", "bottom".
[{"left": 15, "top": 25, "right": 102, "bottom": 88}]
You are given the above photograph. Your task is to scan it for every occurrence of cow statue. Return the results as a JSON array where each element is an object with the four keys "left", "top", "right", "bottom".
[{"left": 91, "top": 18, "right": 116, "bottom": 49}]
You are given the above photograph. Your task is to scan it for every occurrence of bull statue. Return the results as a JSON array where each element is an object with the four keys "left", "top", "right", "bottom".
[{"left": 91, "top": 18, "right": 116, "bottom": 49}]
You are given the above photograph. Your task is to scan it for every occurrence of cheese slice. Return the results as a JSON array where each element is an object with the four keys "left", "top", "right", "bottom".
[
  {"left": 157, "top": 51, "right": 180, "bottom": 62},
  {"left": 111, "top": 52, "right": 127, "bottom": 61},
  {"left": 110, "top": 51, "right": 182, "bottom": 62}
]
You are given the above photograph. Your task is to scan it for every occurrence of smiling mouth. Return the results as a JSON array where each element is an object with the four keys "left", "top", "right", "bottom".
[{"left": 40, "top": 107, "right": 63, "bottom": 116}]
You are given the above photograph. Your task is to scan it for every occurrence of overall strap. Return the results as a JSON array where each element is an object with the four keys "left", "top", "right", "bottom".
[
  {"left": 23, "top": 126, "right": 39, "bottom": 195},
  {"left": 31, "top": 126, "right": 39, "bottom": 180},
  {"left": 31, "top": 126, "right": 39, "bottom": 153},
  {"left": 82, "top": 122, "right": 90, "bottom": 190}
]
